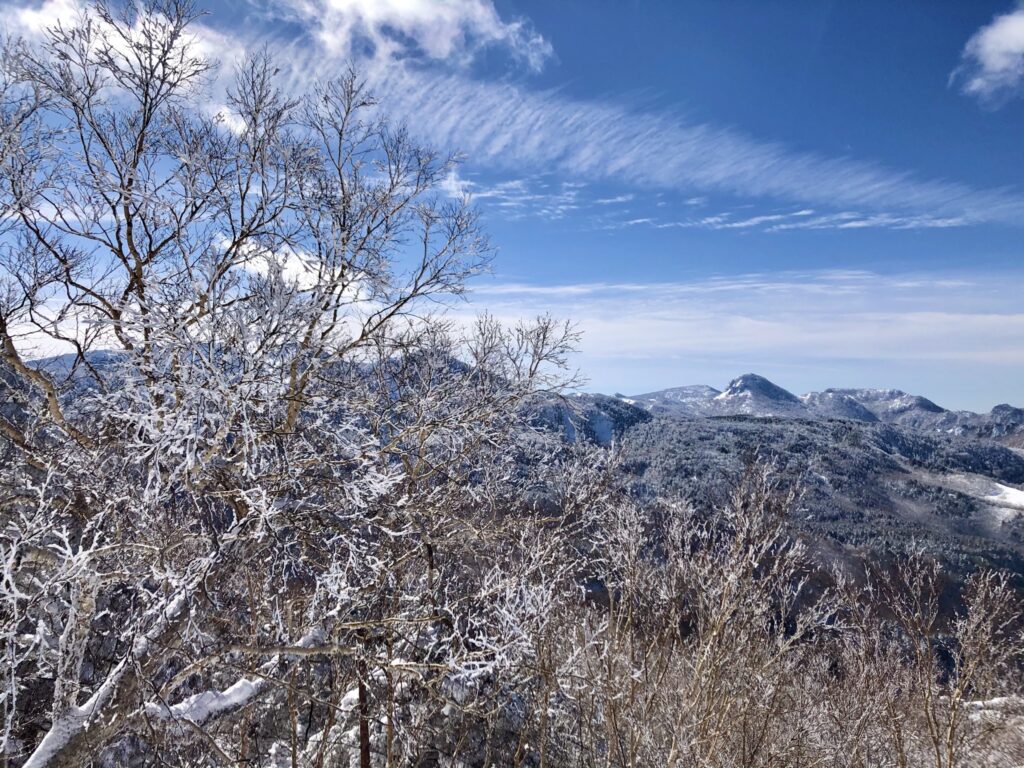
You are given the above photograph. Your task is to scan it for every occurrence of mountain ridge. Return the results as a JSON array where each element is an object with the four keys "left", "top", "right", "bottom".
[{"left": 618, "top": 373, "right": 1024, "bottom": 448}]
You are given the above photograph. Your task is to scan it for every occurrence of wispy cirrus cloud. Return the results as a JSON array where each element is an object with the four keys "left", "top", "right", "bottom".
[
  {"left": 8, "top": 0, "right": 1024, "bottom": 226},
  {"left": 717, "top": 210, "right": 815, "bottom": 229},
  {"left": 176, "top": 0, "right": 1024, "bottom": 227},
  {"left": 953, "top": 3, "right": 1024, "bottom": 103},
  {"left": 767, "top": 211, "right": 969, "bottom": 231},
  {"left": 595, "top": 194, "right": 635, "bottom": 205},
  {"left": 440, "top": 171, "right": 585, "bottom": 220},
  {"left": 597, "top": 207, "right": 968, "bottom": 233},
  {"left": 370, "top": 66, "right": 1024, "bottom": 226}
]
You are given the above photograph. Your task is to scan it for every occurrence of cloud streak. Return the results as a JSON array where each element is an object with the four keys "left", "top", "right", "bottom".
[{"left": 596, "top": 207, "right": 968, "bottom": 232}]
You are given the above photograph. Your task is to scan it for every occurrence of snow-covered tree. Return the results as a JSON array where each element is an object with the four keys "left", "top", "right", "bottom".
[{"left": 0, "top": 3, "right": 579, "bottom": 764}]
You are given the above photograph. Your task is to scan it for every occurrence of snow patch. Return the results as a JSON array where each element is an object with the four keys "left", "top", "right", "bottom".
[{"left": 935, "top": 473, "right": 1024, "bottom": 523}]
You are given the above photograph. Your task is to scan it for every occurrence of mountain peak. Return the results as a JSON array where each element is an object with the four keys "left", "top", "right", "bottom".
[{"left": 717, "top": 373, "right": 800, "bottom": 404}]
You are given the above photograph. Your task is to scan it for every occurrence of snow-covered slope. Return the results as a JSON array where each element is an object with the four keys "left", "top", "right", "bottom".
[
  {"left": 825, "top": 388, "right": 945, "bottom": 427},
  {"left": 800, "top": 391, "right": 879, "bottom": 422},
  {"left": 934, "top": 473, "right": 1024, "bottom": 524},
  {"left": 629, "top": 384, "right": 720, "bottom": 416}
]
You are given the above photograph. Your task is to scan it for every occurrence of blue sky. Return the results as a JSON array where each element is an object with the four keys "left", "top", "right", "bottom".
[{"left": 8, "top": 0, "right": 1024, "bottom": 410}]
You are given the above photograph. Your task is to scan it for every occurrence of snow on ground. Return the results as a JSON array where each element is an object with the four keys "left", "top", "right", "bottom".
[
  {"left": 934, "top": 473, "right": 1024, "bottom": 523},
  {"left": 988, "top": 482, "right": 1024, "bottom": 511}
]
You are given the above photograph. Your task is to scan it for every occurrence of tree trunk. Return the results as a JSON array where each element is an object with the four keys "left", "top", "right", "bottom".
[{"left": 359, "top": 678, "right": 372, "bottom": 768}]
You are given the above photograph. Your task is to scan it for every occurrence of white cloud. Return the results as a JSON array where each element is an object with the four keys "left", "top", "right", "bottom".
[
  {"left": 954, "top": 4, "right": 1024, "bottom": 102},
  {"left": 718, "top": 210, "right": 814, "bottom": 229},
  {"left": 3, "top": 0, "right": 247, "bottom": 121},
  {"left": 7, "top": 0, "right": 83, "bottom": 38},
  {"left": 767, "top": 211, "right": 969, "bottom": 232},
  {"left": 455, "top": 270, "right": 1024, "bottom": 408},
  {"left": 595, "top": 194, "right": 635, "bottom": 205},
  {"left": 256, "top": 0, "right": 551, "bottom": 71}
]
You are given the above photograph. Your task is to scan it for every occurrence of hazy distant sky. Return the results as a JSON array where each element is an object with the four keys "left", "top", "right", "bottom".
[{"left": 6, "top": 0, "right": 1024, "bottom": 409}]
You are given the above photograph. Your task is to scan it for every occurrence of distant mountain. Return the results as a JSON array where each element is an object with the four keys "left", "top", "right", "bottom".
[
  {"left": 986, "top": 405, "right": 1024, "bottom": 448},
  {"left": 632, "top": 374, "right": 810, "bottom": 419},
  {"left": 825, "top": 388, "right": 946, "bottom": 429},
  {"left": 627, "top": 384, "right": 721, "bottom": 417},
  {"left": 621, "top": 374, "right": 1024, "bottom": 448},
  {"left": 709, "top": 373, "right": 808, "bottom": 417},
  {"left": 799, "top": 390, "right": 879, "bottom": 423}
]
